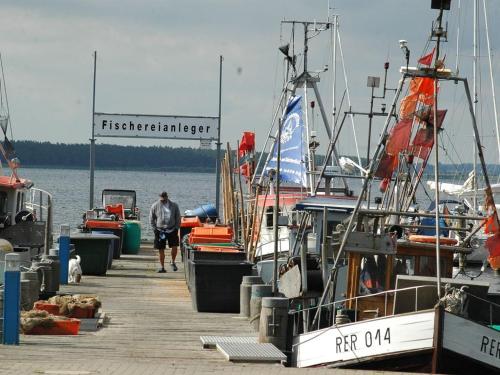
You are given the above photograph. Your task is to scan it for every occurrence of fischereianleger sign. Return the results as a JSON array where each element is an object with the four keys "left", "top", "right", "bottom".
[{"left": 94, "top": 112, "right": 218, "bottom": 140}]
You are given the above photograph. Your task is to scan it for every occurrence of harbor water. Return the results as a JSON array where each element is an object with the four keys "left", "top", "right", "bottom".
[
  {"left": 20, "top": 167, "right": 498, "bottom": 241},
  {"left": 20, "top": 167, "right": 216, "bottom": 240}
]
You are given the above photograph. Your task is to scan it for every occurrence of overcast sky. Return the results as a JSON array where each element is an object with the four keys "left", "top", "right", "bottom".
[{"left": 1, "top": 0, "right": 499, "bottom": 164}]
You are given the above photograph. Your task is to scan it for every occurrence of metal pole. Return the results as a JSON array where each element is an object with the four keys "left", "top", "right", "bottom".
[
  {"left": 331, "top": 15, "right": 337, "bottom": 137},
  {"left": 44, "top": 195, "right": 52, "bottom": 255},
  {"left": 215, "top": 55, "right": 223, "bottom": 217},
  {"left": 89, "top": 51, "right": 97, "bottom": 210},
  {"left": 366, "top": 84, "right": 375, "bottom": 210},
  {"left": 272, "top": 118, "right": 282, "bottom": 296},
  {"left": 311, "top": 81, "right": 349, "bottom": 191},
  {"left": 463, "top": 78, "right": 499, "bottom": 217},
  {"left": 472, "top": 0, "right": 478, "bottom": 211},
  {"left": 254, "top": 86, "right": 288, "bottom": 186},
  {"left": 433, "top": 56, "right": 442, "bottom": 301},
  {"left": 321, "top": 207, "right": 328, "bottom": 288},
  {"left": 337, "top": 27, "right": 362, "bottom": 167},
  {"left": 482, "top": 0, "right": 500, "bottom": 164},
  {"left": 433, "top": 7, "right": 445, "bottom": 299}
]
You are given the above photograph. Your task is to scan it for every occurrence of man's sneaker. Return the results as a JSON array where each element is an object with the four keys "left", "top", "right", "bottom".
[
  {"left": 171, "top": 262, "right": 178, "bottom": 272},
  {"left": 157, "top": 268, "right": 167, "bottom": 273}
]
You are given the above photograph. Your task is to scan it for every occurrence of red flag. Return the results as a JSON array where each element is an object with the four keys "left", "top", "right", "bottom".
[
  {"left": 484, "top": 212, "right": 500, "bottom": 234},
  {"left": 374, "top": 152, "right": 397, "bottom": 179},
  {"left": 485, "top": 233, "right": 500, "bottom": 258},
  {"left": 418, "top": 48, "right": 435, "bottom": 66},
  {"left": 386, "top": 119, "right": 412, "bottom": 156},
  {"left": 238, "top": 132, "right": 255, "bottom": 180}
]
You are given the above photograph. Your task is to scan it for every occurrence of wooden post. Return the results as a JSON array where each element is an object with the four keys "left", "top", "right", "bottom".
[
  {"left": 431, "top": 305, "right": 444, "bottom": 374},
  {"left": 236, "top": 140, "right": 247, "bottom": 248}
]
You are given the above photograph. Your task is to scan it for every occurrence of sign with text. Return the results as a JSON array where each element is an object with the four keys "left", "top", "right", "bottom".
[{"left": 94, "top": 112, "right": 218, "bottom": 140}]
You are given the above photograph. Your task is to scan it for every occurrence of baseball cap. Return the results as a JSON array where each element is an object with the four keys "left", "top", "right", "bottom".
[{"left": 159, "top": 191, "right": 168, "bottom": 198}]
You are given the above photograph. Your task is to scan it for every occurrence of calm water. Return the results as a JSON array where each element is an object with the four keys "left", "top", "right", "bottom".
[
  {"left": 16, "top": 167, "right": 498, "bottom": 240},
  {"left": 20, "top": 167, "right": 217, "bottom": 239}
]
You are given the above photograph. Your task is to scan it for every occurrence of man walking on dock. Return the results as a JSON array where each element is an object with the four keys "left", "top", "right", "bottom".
[{"left": 149, "top": 191, "right": 181, "bottom": 273}]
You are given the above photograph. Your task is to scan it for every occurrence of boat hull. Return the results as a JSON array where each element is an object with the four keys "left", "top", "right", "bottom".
[{"left": 292, "top": 308, "right": 500, "bottom": 373}]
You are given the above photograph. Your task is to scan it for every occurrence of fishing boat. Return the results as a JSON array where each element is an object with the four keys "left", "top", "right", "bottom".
[
  {"left": 285, "top": 1, "right": 500, "bottom": 372},
  {"left": 0, "top": 56, "right": 52, "bottom": 260},
  {"left": 230, "top": 17, "right": 365, "bottom": 277}
]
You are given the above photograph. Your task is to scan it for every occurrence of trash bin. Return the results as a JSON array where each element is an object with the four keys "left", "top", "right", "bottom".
[
  {"left": 91, "top": 231, "right": 115, "bottom": 269},
  {"left": 123, "top": 220, "right": 141, "bottom": 254},
  {"left": 84, "top": 219, "right": 124, "bottom": 259},
  {"left": 70, "top": 232, "right": 119, "bottom": 275},
  {"left": 188, "top": 251, "right": 252, "bottom": 313}
]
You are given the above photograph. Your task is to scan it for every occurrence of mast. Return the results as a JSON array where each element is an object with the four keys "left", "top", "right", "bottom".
[
  {"left": 272, "top": 118, "right": 282, "bottom": 296},
  {"left": 331, "top": 14, "right": 338, "bottom": 137},
  {"left": 301, "top": 23, "right": 316, "bottom": 194},
  {"left": 482, "top": 0, "right": 500, "bottom": 165},
  {"left": 472, "top": 0, "right": 478, "bottom": 211},
  {"left": 432, "top": 5, "right": 445, "bottom": 299}
]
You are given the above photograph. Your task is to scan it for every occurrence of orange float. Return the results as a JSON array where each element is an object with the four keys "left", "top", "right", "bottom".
[{"left": 408, "top": 235, "right": 458, "bottom": 246}]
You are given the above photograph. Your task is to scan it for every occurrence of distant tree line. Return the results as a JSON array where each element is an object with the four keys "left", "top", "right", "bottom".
[
  {"left": 12, "top": 141, "right": 219, "bottom": 172},
  {"left": 8, "top": 140, "right": 500, "bottom": 176}
]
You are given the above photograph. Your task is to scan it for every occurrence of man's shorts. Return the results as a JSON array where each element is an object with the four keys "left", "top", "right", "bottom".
[{"left": 154, "top": 229, "right": 179, "bottom": 250}]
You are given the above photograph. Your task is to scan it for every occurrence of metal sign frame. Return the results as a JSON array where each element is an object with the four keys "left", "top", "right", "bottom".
[{"left": 89, "top": 52, "right": 223, "bottom": 214}]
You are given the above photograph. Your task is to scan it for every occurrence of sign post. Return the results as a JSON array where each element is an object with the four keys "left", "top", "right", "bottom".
[
  {"left": 89, "top": 51, "right": 97, "bottom": 210},
  {"left": 215, "top": 55, "right": 223, "bottom": 218}
]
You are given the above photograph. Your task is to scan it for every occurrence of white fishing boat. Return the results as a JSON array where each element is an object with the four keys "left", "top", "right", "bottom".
[
  {"left": 0, "top": 55, "right": 52, "bottom": 258},
  {"left": 286, "top": 1, "right": 500, "bottom": 372}
]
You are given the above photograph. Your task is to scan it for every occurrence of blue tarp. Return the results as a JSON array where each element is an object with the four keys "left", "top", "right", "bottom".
[{"left": 417, "top": 217, "right": 449, "bottom": 237}]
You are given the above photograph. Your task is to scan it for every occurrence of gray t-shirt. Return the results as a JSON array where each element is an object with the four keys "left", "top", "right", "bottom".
[{"left": 161, "top": 203, "right": 173, "bottom": 232}]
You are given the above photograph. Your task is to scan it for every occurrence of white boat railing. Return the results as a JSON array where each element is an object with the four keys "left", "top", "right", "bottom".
[
  {"left": 290, "top": 284, "right": 438, "bottom": 331},
  {"left": 290, "top": 284, "right": 500, "bottom": 331},
  {"left": 25, "top": 188, "right": 53, "bottom": 252}
]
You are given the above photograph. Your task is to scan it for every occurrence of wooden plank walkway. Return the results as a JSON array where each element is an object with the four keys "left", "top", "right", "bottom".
[{"left": 0, "top": 245, "right": 413, "bottom": 374}]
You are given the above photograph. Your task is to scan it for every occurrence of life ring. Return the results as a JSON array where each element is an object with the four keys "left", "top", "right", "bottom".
[{"left": 408, "top": 235, "right": 458, "bottom": 246}]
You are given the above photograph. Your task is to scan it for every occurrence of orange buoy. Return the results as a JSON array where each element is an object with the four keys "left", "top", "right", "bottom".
[{"left": 408, "top": 235, "right": 458, "bottom": 246}]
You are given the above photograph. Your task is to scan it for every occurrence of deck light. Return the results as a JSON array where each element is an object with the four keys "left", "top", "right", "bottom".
[
  {"left": 431, "top": 0, "right": 451, "bottom": 10},
  {"left": 399, "top": 40, "right": 410, "bottom": 71}
]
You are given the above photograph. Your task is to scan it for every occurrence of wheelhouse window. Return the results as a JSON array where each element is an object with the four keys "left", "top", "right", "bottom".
[
  {"left": 391, "top": 256, "right": 415, "bottom": 288},
  {"left": 418, "top": 256, "right": 448, "bottom": 277},
  {"left": 359, "top": 255, "right": 386, "bottom": 295}
]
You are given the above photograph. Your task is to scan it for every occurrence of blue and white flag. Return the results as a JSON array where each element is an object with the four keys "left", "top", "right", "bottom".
[{"left": 264, "top": 95, "right": 307, "bottom": 187}]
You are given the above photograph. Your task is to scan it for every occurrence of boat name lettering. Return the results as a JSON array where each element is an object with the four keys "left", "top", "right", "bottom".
[
  {"left": 101, "top": 120, "right": 210, "bottom": 136},
  {"left": 335, "top": 328, "right": 390, "bottom": 353},
  {"left": 480, "top": 336, "right": 500, "bottom": 359}
]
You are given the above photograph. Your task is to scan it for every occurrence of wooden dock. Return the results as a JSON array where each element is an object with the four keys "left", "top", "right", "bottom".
[{"left": 0, "top": 245, "right": 412, "bottom": 374}]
